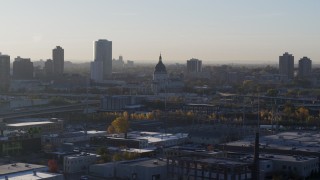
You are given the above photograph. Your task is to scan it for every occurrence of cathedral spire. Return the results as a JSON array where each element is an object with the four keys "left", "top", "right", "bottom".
[{"left": 159, "top": 53, "right": 162, "bottom": 62}]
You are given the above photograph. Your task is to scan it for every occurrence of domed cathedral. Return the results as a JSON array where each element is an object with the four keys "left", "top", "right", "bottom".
[{"left": 152, "top": 54, "right": 168, "bottom": 94}]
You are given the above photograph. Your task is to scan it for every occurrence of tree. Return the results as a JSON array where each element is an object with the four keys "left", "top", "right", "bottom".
[
  {"left": 48, "top": 159, "right": 58, "bottom": 173},
  {"left": 296, "top": 107, "right": 309, "bottom": 122},
  {"left": 111, "top": 116, "right": 129, "bottom": 138},
  {"left": 107, "top": 125, "right": 115, "bottom": 134}
]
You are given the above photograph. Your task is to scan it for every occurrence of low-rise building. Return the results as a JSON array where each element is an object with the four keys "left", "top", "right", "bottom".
[
  {"left": 92, "top": 131, "right": 188, "bottom": 149},
  {"left": 42, "top": 130, "right": 106, "bottom": 149},
  {"left": 90, "top": 158, "right": 167, "bottom": 180},
  {"left": 5, "top": 118, "right": 63, "bottom": 134},
  {"left": 0, "top": 131, "right": 41, "bottom": 156},
  {"left": 0, "top": 163, "right": 63, "bottom": 180},
  {"left": 63, "top": 152, "right": 99, "bottom": 174}
]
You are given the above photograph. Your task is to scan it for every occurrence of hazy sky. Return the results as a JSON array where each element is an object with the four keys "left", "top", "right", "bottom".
[{"left": 0, "top": 0, "right": 319, "bottom": 64}]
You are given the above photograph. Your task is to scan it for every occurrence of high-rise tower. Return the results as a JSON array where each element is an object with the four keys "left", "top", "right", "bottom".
[
  {"left": 94, "top": 39, "right": 112, "bottom": 79},
  {"left": 298, "top": 57, "right": 312, "bottom": 78},
  {"left": 279, "top": 52, "right": 294, "bottom": 79},
  {"left": 0, "top": 53, "right": 10, "bottom": 91},
  {"left": 13, "top": 56, "right": 33, "bottom": 79},
  {"left": 52, "top": 46, "right": 64, "bottom": 76}
]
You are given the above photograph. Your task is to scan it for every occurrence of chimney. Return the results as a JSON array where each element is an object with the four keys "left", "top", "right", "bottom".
[
  {"left": 252, "top": 132, "right": 260, "bottom": 180},
  {"left": 33, "top": 170, "right": 37, "bottom": 176}
]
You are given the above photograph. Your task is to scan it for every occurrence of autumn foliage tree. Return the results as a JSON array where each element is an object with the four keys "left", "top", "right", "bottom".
[
  {"left": 48, "top": 159, "right": 58, "bottom": 173},
  {"left": 107, "top": 112, "right": 129, "bottom": 138}
]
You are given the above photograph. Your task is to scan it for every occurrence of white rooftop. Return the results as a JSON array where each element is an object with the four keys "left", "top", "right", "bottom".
[
  {"left": 7, "top": 121, "right": 53, "bottom": 127},
  {"left": 3, "top": 172, "right": 62, "bottom": 180}
]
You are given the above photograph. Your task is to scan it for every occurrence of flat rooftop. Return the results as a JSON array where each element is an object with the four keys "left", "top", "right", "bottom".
[
  {"left": 2, "top": 172, "right": 62, "bottom": 180},
  {"left": 226, "top": 131, "right": 320, "bottom": 153},
  {"left": 127, "top": 131, "right": 188, "bottom": 143},
  {"left": 0, "top": 163, "right": 46, "bottom": 175},
  {"left": 121, "top": 158, "right": 166, "bottom": 168},
  {"left": 241, "top": 154, "right": 318, "bottom": 163},
  {"left": 6, "top": 121, "right": 53, "bottom": 127}
]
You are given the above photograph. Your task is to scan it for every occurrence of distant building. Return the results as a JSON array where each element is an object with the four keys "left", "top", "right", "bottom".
[
  {"left": 187, "top": 58, "right": 202, "bottom": 73},
  {"left": 152, "top": 54, "right": 168, "bottom": 94},
  {"left": 298, "top": 56, "right": 312, "bottom": 78},
  {"left": 44, "top": 59, "right": 54, "bottom": 76},
  {"left": 0, "top": 53, "right": 10, "bottom": 91},
  {"left": 12, "top": 56, "right": 33, "bottom": 80},
  {"left": 52, "top": 46, "right": 64, "bottom": 76},
  {"left": 90, "top": 61, "right": 104, "bottom": 82},
  {"left": 279, "top": 52, "right": 294, "bottom": 79},
  {"left": 112, "top": 55, "right": 125, "bottom": 70},
  {"left": 126, "top": 60, "right": 134, "bottom": 68},
  {"left": 92, "top": 39, "right": 112, "bottom": 80}
]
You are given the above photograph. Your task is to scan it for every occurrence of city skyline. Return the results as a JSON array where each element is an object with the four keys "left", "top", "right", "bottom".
[{"left": 0, "top": 0, "right": 319, "bottom": 63}]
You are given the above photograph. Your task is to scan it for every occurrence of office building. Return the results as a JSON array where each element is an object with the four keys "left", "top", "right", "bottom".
[
  {"left": 279, "top": 52, "right": 294, "bottom": 79},
  {"left": 12, "top": 56, "right": 34, "bottom": 80},
  {"left": 44, "top": 59, "right": 54, "bottom": 76},
  {"left": 92, "top": 39, "right": 112, "bottom": 80},
  {"left": 52, "top": 46, "right": 64, "bottom": 75},
  {"left": 0, "top": 53, "right": 10, "bottom": 91},
  {"left": 298, "top": 56, "right": 312, "bottom": 78},
  {"left": 152, "top": 54, "right": 168, "bottom": 94},
  {"left": 90, "top": 61, "right": 103, "bottom": 82},
  {"left": 187, "top": 58, "right": 202, "bottom": 73}
]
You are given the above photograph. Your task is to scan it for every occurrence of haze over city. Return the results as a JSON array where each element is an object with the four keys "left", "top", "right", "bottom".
[{"left": 1, "top": 0, "right": 320, "bottom": 63}]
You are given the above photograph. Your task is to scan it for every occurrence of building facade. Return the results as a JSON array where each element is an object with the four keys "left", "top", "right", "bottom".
[
  {"left": 92, "top": 39, "right": 112, "bottom": 80},
  {"left": 44, "top": 59, "right": 54, "bottom": 77},
  {"left": 0, "top": 53, "right": 10, "bottom": 91},
  {"left": 187, "top": 58, "right": 202, "bottom": 73},
  {"left": 152, "top": 54, "right": 168, "bottom": 94},
  {"left": 52, "top": 46, "right": 64, "bottom": 76},
  {"left": 298, "top": 56, "right": 312, "bottom": 78},
  {"left": 12, "top": 56, "right": 34, "bottom": 80},
  {"left": 279, "top": 52, "right": 294, "bottom": 80},
  {"left": 64, "top": 153, "right": 99, "bottom": 173}
]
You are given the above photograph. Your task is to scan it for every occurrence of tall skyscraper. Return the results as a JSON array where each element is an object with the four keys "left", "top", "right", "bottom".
[
  {"left": 52, "top": 46, "right": 64, "bottom": 76},
  {"left": 298, "top": 57, "right": 312, "bottom": 78},
  {"left": 94, "top": 39, "right": 112, "bottom": 79},
  {"left": 12, "top": 56, "right": 34, "bottom": 79},
  {"left": 279, "top": 52, "right": 294, "bottom": 79},
  {"left": 187, "top": 58, "right": 202, "bottom": 73},
  {"left": 0, "top": 53, "right": 10, "bottom": 91}
]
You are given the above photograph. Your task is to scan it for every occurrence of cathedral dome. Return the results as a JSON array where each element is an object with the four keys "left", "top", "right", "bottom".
[{"left": 154, "top": 54, "right": 167, "bottom": 73}]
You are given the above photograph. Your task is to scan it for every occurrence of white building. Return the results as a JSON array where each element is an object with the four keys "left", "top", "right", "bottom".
[
  {"left": 90, "top": 61, "right": 103, "bottom": 82},
  {"left": 93, "top": 39, "right": 112, "bottom": 80},
  {"left": 63, "top": 152, "right": 99, "bottom": 173},
  {"left": 0, "top": 163, "right": 63, "bottom": 180}
]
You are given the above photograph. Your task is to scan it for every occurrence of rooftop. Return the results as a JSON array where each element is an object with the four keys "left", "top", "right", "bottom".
[
  {"left": 2, "top": 172, "right": 62, "bottom": 180},
  {"left": 121, "top": 158, "right": 167, "bottom": 168},
  {"left": 226, "top": 131, "right": 320, "bottom": 153},
  {"left": 0, "top": 163, "right": 46, "bottom": 175},
  {"left": 6, "top": 121, "right": 53, "bottom": 127}
]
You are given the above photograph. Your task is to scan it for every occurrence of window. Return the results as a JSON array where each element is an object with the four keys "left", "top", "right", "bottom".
[
  {"left": 282, "top": 165, "right": 287, "bottom": 170},
  {"left": 266, "top": 165, "right": 270, "bottom": 168}
]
